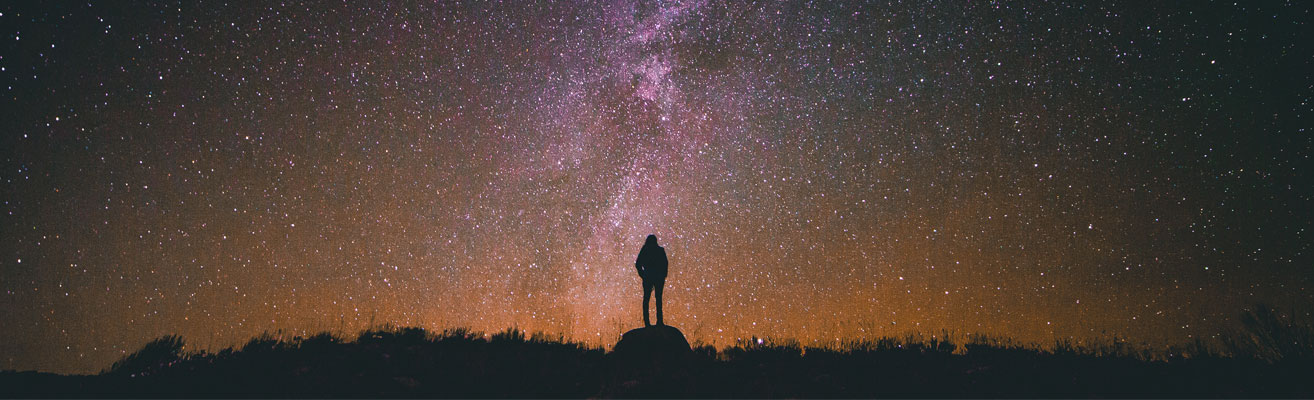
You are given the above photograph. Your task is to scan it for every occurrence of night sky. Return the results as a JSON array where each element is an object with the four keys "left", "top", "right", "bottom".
[{"left": 2, "top": 1, "right": 1311, "bottom": 374}]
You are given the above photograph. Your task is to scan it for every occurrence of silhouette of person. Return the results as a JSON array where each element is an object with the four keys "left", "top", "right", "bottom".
[{"left": 635, "top": 234, "right": 668, "bottom": 326}]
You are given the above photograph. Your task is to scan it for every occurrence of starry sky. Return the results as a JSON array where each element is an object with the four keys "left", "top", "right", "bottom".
[{"left": 2, "top": 0, "right": 1311, "bottom": 374}]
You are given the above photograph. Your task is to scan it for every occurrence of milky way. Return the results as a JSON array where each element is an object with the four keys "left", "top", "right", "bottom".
[{"left": 2, "top": 1, "right": 1311, "bottom": 374}]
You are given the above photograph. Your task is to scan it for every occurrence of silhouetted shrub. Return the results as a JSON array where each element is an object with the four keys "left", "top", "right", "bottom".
[
  {"left": 241, "top": 332, "right": 284, "bottom": 353},
  {"left": 438, "top": 327, "right": 480, "bottom": 342},
  {"left": 722, "top": 336, "right": 803, "bottom": 363},
  {"left": 108, "top": 335, "right": 185, "bottom": 376},
  {"left": 357, "top": 326, "right": 430, "bottom": 347},
  {"left": 692, "top": 344, "right": 718, "bottom": 360},
  {"left": 529, "top": 331, "right": 565, "bottom": 344},
  {"left": 1224, "top": 303, "right": 1314, "bottom": 362},
  {"left": 295, "top": 332, "right": 340, "bottom": 350},
  {"left": 491, "top": 327, "right": 526, "bottom": 343}
]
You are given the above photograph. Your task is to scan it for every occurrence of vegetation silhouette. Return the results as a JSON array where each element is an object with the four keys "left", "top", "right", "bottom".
[{"left": 1, "top": 305, "right": 1311, "bottom": 397}]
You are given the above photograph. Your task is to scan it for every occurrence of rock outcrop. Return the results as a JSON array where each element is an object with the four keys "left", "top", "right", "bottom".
[
  {"left": 610, "top": 325, "right": 692, "bottom": 361},
  {"left": 602, "top": 325, "right": 697, "bottom": 397}
]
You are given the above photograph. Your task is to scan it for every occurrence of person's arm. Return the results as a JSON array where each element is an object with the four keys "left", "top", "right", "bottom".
[
  {"left": 635, "top": 251, "right": 645, "bottom": 275},
  {"left": 658, "top": 248, "right": 668, "bottom": 272}
]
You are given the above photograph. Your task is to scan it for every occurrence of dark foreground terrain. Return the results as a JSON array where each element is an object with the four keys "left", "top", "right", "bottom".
[{"left": 3, "top": 324, "right": 1312, "bottom": 398}]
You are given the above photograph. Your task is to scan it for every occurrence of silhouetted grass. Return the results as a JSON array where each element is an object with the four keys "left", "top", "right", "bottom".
[
  {"left": 106, "top": 335, "right": 185, "bottom": 377},
  {"left": 3, "top": 306, "right": 1313, "bottom": 397},
  {"left": 1222, "top": 303, "right": 1314, "bottom": 362}
]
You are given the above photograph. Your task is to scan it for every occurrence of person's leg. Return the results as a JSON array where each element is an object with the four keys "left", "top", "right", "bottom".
[
  {"left": 655, "top": 279, "right": 664, "bottom": 326},
  {"left": 642, "top": 282, "right": 653, "bottom": 327}
]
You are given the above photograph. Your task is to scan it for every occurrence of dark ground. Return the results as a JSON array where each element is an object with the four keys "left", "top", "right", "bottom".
[{"left": 3, "top": 323, "right": 1312, "bottom": 398}]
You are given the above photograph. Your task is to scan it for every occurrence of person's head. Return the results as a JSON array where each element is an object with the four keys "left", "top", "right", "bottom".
[{"left": 645, "top": 234, "right": 658, "bottom": 247}]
